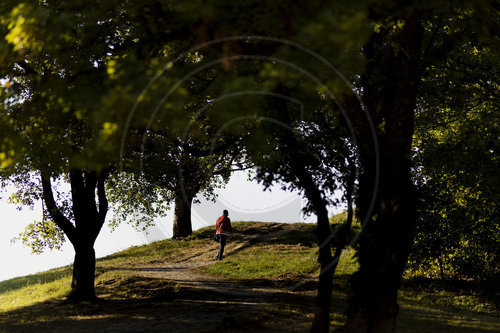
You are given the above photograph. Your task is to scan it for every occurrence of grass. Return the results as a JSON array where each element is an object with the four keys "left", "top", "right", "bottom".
[
  {"left": 0, "top": 266, "right": 72, "bottom": 295},
  {"left": 0, "top": 268, "right": 71, "bottom": 312},
  {"left": 97, "top": 237, "right": 196, "bottom": 267},
  {"left": 0, "top": 236, "right": 195, "bottom": 313},
  {"left": 0, "top": 216, "right": 498, "bottom": 332},
  {"left": 203, "top": 245, "right": 319, "bottom": 279},
  {"left": 399, "top": 278, "right": 498, "bottom": 315},
  {"left": 202, "top": 245, "right": 358, "bottom": 282},
  {"left": 196, "top": 219, "right": 359, "bottom": 281}
]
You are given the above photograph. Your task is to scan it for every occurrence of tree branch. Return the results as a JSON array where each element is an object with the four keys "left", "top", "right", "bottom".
[
  {"left": 96, "top": 168, "right": 109, "bottom": 236},
  {"left": 40, "top": 170, "right": 77, "bottom": 244}
]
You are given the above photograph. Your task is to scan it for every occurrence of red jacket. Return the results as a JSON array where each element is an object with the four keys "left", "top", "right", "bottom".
[{"left": 215, "top": 215, "right": 232, "bottom": 234}]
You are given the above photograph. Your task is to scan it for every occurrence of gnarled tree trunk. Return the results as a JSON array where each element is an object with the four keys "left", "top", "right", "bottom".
[{"left": 41, "top": 167, "right": 109, "bottom": 303}]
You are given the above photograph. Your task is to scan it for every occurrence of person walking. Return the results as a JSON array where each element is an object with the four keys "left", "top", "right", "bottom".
[{"left": 215, "top": 209, "right": 232, "bottom": 260}]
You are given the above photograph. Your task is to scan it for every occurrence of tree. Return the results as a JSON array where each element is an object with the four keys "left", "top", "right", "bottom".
[
  {"left": 340, "top": 4, "right": 422, "bottom": 332},
  {"left": 107, "top": 4, "right": 497, "bottom": 331},
  {"left": 409, "top": 3, "right": 500, "bottom": 281},
  {"left": 0, "top": 0, "right": 132, "bottom": 302},
  {"left": 136, "top": 88, "right": 250, "bottom": 238},
  {"left": 0, "top": 0, "right": 217, "bottom": 300},
  {"left": 110, "top": 84, "right": 250, "bottom": 239},
  {"left": 411, "top": 108, "right": 499, "bottom": 280},
  {"left": 342, "top": 1, "right": 500, "bottom": 331},
  {"left": 3, "top": 0, "right": 495, "bottom": 328}
]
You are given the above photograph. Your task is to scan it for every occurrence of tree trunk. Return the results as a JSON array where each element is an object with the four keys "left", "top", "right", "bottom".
[
  {"left": 270, "top": 92, "right": 336, "bottom": 333},
  {"left": 312, "top": 164, "right": 355, "bottom": 333},
  {"left": 310, "top": 207, "right": 334, "bottom": 333},
  {"left": 343, "top": 8, "right": 421, "bottom": 333},
  {"left": 41, "top": 167, "right": 109, "bottom": 304},
  {"left": 344, "top": 182, "right": 416, "bottom": 333},
  {"left": 69, "top": 240, "right": 97, "bottom": 302},
  {"left": 172, "top": 192, "right": 193, "bottom": 238}
]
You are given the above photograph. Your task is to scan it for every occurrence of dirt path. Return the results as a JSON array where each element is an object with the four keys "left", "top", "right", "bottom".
[
  {"left": 93, "top": 226, "right": 318, "bottom": 332},
  {"left": 131, "top": 227, "right": 311, "bottom": 296}
]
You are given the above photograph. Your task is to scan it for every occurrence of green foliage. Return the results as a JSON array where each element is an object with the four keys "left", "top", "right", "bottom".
[
  {"left": 0, "top": 0, "right": 129, "bottom": 256},
  {"left": 13, "top": 219, "right": 65, "bottom": 254},
  {"left": 1, "top": 172, "right": 72, "bottom": 253},
  {"left": 0, "top": 1, "right": 497, "bottom": 324},
  {"left": 410, "top": 116, "right": 500, "bottom": 280},
  {"left": 0, "top": 0, "right": 368, "bottom": 247},
  {"left": 410, "top": 3, "right": 500, "bottom": 281},
  {"left": 106, "top": 172, "right": 171, "bottom": 232}
]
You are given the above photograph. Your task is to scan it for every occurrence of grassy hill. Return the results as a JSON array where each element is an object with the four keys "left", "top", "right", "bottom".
[{"left": 0, "top": 220, "right": 498, "bottom": 332}]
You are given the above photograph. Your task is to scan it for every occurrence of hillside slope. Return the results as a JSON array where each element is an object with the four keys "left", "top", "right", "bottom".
[{"left": 0, "top": 221, "right": 498, "bottom": 332}]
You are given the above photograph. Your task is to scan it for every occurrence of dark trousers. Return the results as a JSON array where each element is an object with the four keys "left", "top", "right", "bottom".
[{"left": 217, "top": 234, "right": 227, "bottom": 260}]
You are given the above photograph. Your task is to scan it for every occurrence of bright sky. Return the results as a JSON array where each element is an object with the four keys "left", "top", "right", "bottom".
[{"left": 0, "top": 171, "right": 343, "bottom": 282}]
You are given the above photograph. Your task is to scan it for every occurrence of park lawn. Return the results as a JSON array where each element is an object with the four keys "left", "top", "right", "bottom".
[{"left": 0, "top": 220, "right": 497, "bottom": 332}]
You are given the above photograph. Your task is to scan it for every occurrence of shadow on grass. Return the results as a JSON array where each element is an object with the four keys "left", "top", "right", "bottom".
[
  {"left": 397, "top": 304, "right": 500, "bottom": 333},
  {"left": 0, "top": 266, "right": 72, "bottom": 295},
  {"left": 0, "top": 278, "right": 317, "bottom": 333},
  {"left": 268, "top": 224, "right": 316, "bottom": 246},
  {"left": 2, "top": 276, "right": 497, "bottom": 333},
  {"left": 400, "top": 277, "right": 499, "bottom": 315}
]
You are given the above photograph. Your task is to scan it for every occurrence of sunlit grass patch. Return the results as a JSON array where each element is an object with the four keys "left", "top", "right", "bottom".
[
  {"left": 203, "top": 245, "right": 319, "bottom": 279},
  {"left": 333, "top": 248, "right": 358, "bottom": 277},
  {"left": 0, "top": 266, "right": 71, "bottom": 295},
  {"left": 0, "top": 237, "right": 190, "bottom": 313},
  {"left": 202, "top": 221, "right": 359, "bottom": 282},
  {"left": 0, "top": 269, "right": 71, "bottom": 312}
]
